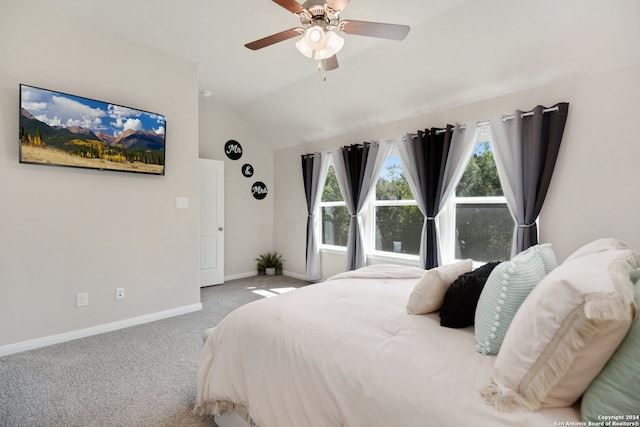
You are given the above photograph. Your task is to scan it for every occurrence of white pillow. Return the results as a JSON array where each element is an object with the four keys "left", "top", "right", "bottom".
[
  {"left": 481, "top": 249, "right": 640, "bottom": 411},
  {"left": 564, "top": 238, "right": 627, "bottom": 263},
  {"left": 406, "top": 259, "right": 473, "bottom": 314}
]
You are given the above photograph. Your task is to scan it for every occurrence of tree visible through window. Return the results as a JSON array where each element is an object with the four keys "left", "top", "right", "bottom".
[
  {"left": 373, "top": 152, "right": 422, "bottom": 255},
  {"left": 318, "top": 140, "right": 512, "bottom": 264},
  {"left": 320, "top": 163, "right": 350, "bottom": 247},
  {"left": 454, "top": 141, "right": 513, "bottom": 262}
]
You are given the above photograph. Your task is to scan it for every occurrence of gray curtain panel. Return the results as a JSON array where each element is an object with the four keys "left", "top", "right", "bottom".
[
  {"left": 333, "top": 142, "right": 390, "bottom": 271},
  {"left": 301, "top": 152, "right": 329, "bottom": 281},
  {"left": 397, "top": 134, "right": 430, "bottom": 267},
  {"left": 490, "top": 103, "right": 569, "bottom": 256},
  {"left": 434, "top": 123, "right": 481, "bottom": 263},
  {"left": 398, "top": 125, "right": 476, "bottom": 268}
]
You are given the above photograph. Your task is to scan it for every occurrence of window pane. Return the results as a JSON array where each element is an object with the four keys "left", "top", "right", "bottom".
[
  {"left": 321, "top": 164, "right": 343, "bottom": 202},
  {"left": 375, "top": 205, "right": 423, "bottom": 255},
  {"left": 457, "top": 142, "right": 503, "bottom": 197},
  {"left": 456, "top": 203, "right": 513, "bottom": 262},
  {"left": 376, "top": 153, "right": 413, "bottom": 200},
  {"left": 321, "top": 205, "right": 349, "bottom": 246}
]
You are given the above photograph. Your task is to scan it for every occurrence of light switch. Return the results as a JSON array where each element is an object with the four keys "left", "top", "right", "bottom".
[{"left": 176, "top": 197, "right": 189, "bottom": 208}]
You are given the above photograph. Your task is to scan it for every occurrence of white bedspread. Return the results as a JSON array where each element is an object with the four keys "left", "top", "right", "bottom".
[{"left": 195, "top": 277, "right": 580, "bottom": 427}]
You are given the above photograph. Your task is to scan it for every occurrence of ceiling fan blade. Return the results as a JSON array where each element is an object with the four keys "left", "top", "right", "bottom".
[
  {"left": 245, "top": 28, "right": 303, "bottom": 50},
  {"left": 272, "top": 0, "right": 305, "bottom": 14},
  {"left": 324, "top": 55, "right": 339, "bottom": 71},
  {"left": 326, "top": 0, "right": 350, "bottom": 13},
  {"left": 339, "top": 20, "right": 410, "bottom": 41}
]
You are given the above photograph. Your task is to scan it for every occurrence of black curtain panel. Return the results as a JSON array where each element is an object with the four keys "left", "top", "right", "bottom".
[
  {"left": 332, "top": 142, "right": 390, "bottom": 271},
  {"left": 520, "top": 103, "right": 569, "bottom": 250},
  {"left": 408, "top": 126, "right": 453, "bottom": 269},
  {"left": 425, "top": 126, "right": 453, "bottom": 269},
  {"left": 335, "top": 144, "right": 369, "bottom": 271},
  {"left": 301, "top": 152, "right": 326, "bottom": 280}
]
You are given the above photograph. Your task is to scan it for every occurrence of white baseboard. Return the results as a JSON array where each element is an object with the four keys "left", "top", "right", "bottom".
[
  {"left": 223, "top": 271, "right": 258, "bottom": 281},
  {"left": 283, "top": 270, "right": 307, "bottom": 281},
  {"left": 0, "top": 303, "right": 202, "bottom": 357}
]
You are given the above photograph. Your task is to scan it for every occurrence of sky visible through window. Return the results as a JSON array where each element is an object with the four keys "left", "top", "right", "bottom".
[
  {"left": 381, "top": 141, "right": 491, "bottom": 180},
  {"left": 381, "top": 154, "right": 401, "bottom": 180}
]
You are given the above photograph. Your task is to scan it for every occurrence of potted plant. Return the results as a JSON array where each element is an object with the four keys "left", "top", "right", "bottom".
[{"left": 255, "top": 251, "right": 284, "bottom": 276}]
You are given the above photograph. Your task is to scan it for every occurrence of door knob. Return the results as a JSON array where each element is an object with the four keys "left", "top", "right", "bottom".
[{"left": 218, "top": 226, "right": 224, "bottom": 231}]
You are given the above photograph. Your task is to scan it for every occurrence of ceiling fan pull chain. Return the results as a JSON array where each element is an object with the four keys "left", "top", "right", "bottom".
[{"left": 319, "top": 59, "right": 327, "bottom": 81}]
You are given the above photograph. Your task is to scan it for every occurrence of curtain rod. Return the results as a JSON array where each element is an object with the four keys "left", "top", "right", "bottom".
[
  {"left": 404, "top": 105, "right": 561, "bottom": 138},
  {"left": 424, "top": 106, "right": 561, "bottom": 134},
  {"left": 460, "top": 106, "right": 560, "bottom": 130}
]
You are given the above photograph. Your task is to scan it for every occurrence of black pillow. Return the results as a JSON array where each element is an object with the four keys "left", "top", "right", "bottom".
[{"left": 439, "top": 261, "right": 501, "bottom": 328}]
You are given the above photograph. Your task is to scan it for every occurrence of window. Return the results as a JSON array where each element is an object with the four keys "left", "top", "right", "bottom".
[
  {"left": 451, "top": 139, "right": 513, "bottom": 262},
  {"left": 317, "top": 136, "right": 513, "bottom": 265},
  {"left": 371, "top": 149, "right": 422, "bottom": 256},
  {"left": 318, "top": 150, "right": 422, "bottom": 258},
  {"left": 319, "top": 161, "right": 349, "bottom": 248}
]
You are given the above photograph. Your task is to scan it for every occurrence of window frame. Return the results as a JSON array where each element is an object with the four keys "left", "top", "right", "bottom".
[{"left": 319, "top": 201, "right": 349, "bottom": 253}]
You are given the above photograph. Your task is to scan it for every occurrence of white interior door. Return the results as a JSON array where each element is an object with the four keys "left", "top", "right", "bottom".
[{"left": 200, "top": 158, "right": 224, "bottom": 286}]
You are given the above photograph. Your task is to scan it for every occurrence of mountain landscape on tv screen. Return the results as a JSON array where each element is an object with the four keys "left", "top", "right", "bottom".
[{"left": 20, "top": 107, "right": 165, "bottom": 174}]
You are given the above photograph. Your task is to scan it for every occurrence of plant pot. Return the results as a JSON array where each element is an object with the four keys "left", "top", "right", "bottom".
[
  {"left": 258, "top": 268, "right": 266, "bottom": 276},
  {"left": 265, "top": 267, "right": 276, "bottom": 276},
  {"left": 275, "top": 269, "right": 283, "bottom": 275}
]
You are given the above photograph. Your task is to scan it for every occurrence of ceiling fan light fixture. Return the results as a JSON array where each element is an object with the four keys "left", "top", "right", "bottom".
[
  {"left": 325, "top": 30, "right": 344, "bottom": 54},
  {"left": 304, "top": 25, "right": 326, "bottom": 50},
  {"left": 297, "top": 28, "right": 344, "bottom": 60},
  {"left": 295, "top": 38, "right": 313, "bottom": 58},
  {"left": 246, "top": 1, "right": 411, "bottom": 75}
]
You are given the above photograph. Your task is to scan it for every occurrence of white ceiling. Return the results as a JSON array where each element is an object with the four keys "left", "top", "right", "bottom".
[{"left": 20, "top": 0, "right": 640, "bottom": 150}]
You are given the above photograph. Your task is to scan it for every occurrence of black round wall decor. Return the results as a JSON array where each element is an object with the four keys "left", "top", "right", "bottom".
[
  {"left": 224, "top": 140, "right": 243, "bottom": 160},
  {"left": 251, "top": 181, "right": 268, "bottom": 200},
  {"left": 241, "top": 163, "right": 254, "bottom": 178}
]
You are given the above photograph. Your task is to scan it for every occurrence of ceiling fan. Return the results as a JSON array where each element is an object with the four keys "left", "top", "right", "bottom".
[{"left": 245, "top": 0, "right": 410, "bottom": 78}]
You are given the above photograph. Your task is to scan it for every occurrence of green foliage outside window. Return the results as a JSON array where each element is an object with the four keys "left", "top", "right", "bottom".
[
  {"left": 375, "top": 158, "right": 422, "bottom": 254},
  {"left": 456, "top": 204, "right": 513, "bottom": 261},
  {"left": 456, "top": 142, "right": 512, "bottom": 261},
  {"left": 321, "top": 165, "right": 343, "bottom": 202},
  {"left": 319, "top": 143, "right": 513, "bottom": 262},
  {"left": 375, "top": 162, "right": 413, "bottom": 200},
  {"left": 457, "top": 142, "right": 503, "bottom": 197},
  {"left": 321, "top": 166, "right": 350, "bottom": 246},
  {"left": 375, "top": 205, "right": 423, "bottom": 254}
]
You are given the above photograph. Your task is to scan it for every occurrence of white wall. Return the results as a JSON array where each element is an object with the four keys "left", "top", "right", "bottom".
[
  {"left": 0, "top": 0, "right": 200, "bottom": 348},
  {"left": 199, "top": 99, "right": 275, "bottom": 279},
  {"left": 274, "top": 65, "right": 640, "bottom": 279}
]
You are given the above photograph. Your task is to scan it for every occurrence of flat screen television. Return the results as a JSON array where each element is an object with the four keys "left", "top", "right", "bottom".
[{"left": 19, "top": 84, "right": 166, "bottom": 175}]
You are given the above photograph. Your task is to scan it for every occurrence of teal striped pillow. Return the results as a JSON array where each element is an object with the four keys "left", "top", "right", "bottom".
[
  {"left": 475, "top": 250, "right": 546, "bottom": 355},
  {"left": 581, "top": 272, "right": 640, "bottom": 421},
  {"left": 520, "top": 243, "right": 557, "bottom": 274}
]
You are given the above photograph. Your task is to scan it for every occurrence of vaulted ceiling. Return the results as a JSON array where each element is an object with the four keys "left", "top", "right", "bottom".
[{"left": 20, "top": 0, "right": 640, "bottom": 150}]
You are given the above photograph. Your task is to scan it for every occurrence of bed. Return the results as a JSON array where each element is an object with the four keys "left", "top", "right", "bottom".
[{"left": 193, "top": 268, "right": 582, "bottom": 426}]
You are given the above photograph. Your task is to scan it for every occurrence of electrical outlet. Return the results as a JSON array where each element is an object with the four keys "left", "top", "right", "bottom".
[
  {"left": 116, "top": 287, "right": 125, "bottom": 300},
  {"left": 176, "top": 197, "right": 188, "bottom": 208},
  {"left": 77, "top": 292, "right": 88, "bottom": 307}
]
